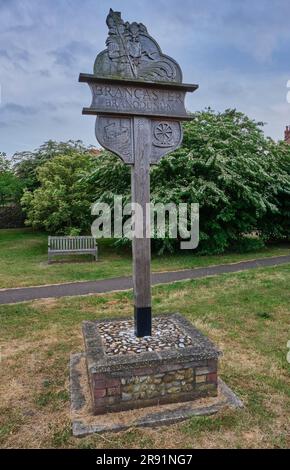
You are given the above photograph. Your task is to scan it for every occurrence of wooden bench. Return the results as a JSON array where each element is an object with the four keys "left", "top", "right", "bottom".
[{"left": 48, "top": 236, "right": 98, "bottom": 263}]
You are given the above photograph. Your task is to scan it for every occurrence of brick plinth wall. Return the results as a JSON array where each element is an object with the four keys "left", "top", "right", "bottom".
[{"left": 82, "top": 314, "right": 221, "bottom": 415}]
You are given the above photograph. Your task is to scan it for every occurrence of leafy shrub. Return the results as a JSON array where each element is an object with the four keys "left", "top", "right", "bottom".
[
  {"left": 21, "top": 152, "right": 96, "bottom": 235},
  {"left": 20, "top": 110, "right": 290, "bottom": 253},
  {"left": 86, "top": 109, "right": 290, "bottom": 253}
]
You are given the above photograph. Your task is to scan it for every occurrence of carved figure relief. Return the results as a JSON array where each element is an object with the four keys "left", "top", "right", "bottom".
[{"left": 94, "top": 9, "right": 182, "bottom": 83}]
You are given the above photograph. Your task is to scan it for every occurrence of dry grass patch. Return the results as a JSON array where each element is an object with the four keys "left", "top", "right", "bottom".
[{"left": 0, "top": 264, "right": 289, "bottom": 448}]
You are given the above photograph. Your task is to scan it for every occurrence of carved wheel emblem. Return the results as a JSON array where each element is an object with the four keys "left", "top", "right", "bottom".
[{"left": 153, "top": 122, "right": 173, "bottom": 147}]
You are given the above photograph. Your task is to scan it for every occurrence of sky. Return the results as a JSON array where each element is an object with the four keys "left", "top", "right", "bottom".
[{"left": 0, "top": 0, "right": 290, "bottom": 156}]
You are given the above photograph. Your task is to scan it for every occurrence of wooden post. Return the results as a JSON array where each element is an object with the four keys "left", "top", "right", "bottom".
[{"left": 132, "top": 117, "right": 152, "bottom": 337}]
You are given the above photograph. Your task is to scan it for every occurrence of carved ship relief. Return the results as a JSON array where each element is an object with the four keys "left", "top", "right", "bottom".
[{"left": 96, "top": 116, "right": 134, "bottom": 164}]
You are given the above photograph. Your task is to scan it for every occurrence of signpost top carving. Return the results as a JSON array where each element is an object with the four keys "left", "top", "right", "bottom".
[{"left": 94, "top": 8, "right": 182, "bottom": 83}]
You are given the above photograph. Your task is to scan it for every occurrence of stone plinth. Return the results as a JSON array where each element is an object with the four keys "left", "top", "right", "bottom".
[{"left": 82, "top": 314, "right": 221, "bottom": 415}]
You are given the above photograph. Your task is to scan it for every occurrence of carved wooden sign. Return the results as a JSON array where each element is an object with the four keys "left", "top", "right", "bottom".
[{"left": 80, "top": 9, "right": 198, "bottom": 337}]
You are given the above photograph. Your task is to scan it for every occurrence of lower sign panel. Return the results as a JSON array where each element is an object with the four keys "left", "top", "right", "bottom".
[{"left": 96, "top": 115, "right": 183, "bottom": 165}]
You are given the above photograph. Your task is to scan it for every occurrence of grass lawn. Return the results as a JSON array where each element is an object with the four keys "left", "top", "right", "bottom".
[
  {"left": 0, "top": 264, "right": 289, "bottom": 448},
  {"left": 1, "top": 228, "right": 290, "bottom": 288}
]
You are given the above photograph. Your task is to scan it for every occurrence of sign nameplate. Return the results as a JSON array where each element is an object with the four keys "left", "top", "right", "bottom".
[
  {"left": 80, "top": 75, "right": 197, "bottom": 121},
  {"left": 88, "top": 82, "right": 186, "bottom": 118}
]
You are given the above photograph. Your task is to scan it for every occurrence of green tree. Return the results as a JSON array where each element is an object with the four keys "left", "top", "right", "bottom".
[
  {"left": 13, "top": 140, "right": 91, "bottom": 191},
  {"left": 0, "top": 153, "right": 23, "bottom": 206},
  {"left": 86, "top": 109, "right": 290, "bottom": 253},
  {"left": 259, "top": 139, "right": 290, "bottom": 241},
  {"left": 0, "top": 152, "right": 9, "bottom": 172},
  {"left": 21, "top": 151, "right": 96, "bottom": 234}
]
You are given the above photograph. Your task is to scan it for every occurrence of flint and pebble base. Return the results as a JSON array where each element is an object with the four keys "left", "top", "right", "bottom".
[
  {"left": 70, "top": 352, "right": 244, "bottom": 437},
  {"left": 82, "top": 314, "right": 222, "bottom": 415}
]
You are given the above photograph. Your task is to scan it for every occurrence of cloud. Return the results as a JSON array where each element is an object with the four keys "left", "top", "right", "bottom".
[
  {"left": 0, "top": 49, "right": 10, "bottom": 60},
  {"left": 4, "top": 23, "right": 37, "bottom": 34},
  {"left": 38, "top": 69, "right": 51, "bottom": 78},
  {"left": 1, "top": 103, "right": 39, "bottom": 115},
  {"left": 49, "top": 41, "right": 95, "bottom": 69},
  {"left": 14, "top": 48, "right": 31, "bottom": 62},
  {"left": 0, "top": 0, "right": 289, "bottom": 155}
]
